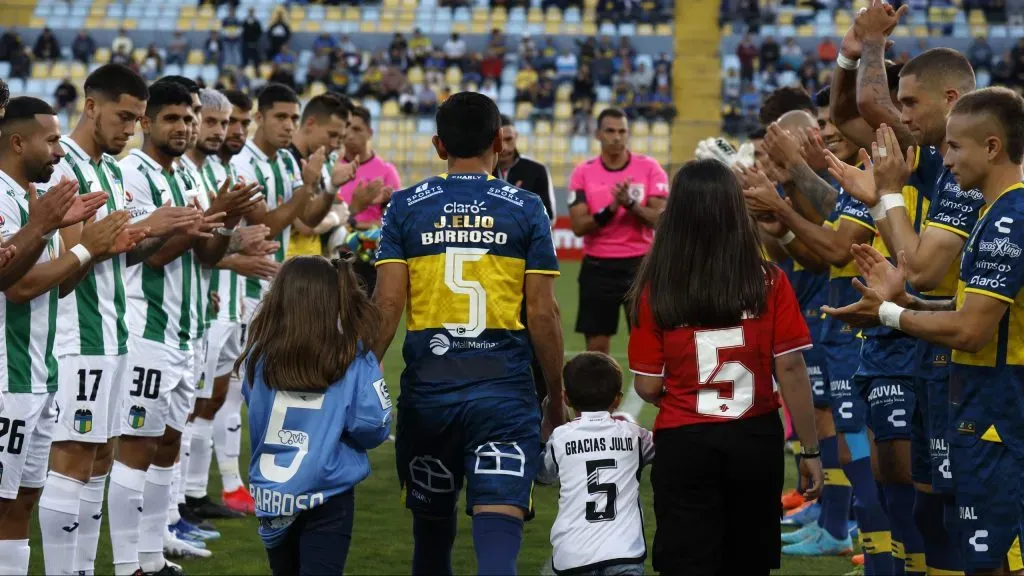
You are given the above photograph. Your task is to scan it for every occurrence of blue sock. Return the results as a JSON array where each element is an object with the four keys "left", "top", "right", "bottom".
[
  {"left": 843, "top": 455, "right": 893, "bottom": 576},
  {"left": 412, "top": 514, "right": 457, "bottom": 576},
  {"left": 472, "top": 512, "right": 523, "bottom": 575},
  {"left": 885, "top": 483, "right": 924, "bottom": 576},
  {"left": 818, "top": 435, "right": 853, "bottom": 540},
  {"left": 914, "top": 490, "right": 962, "bottom": 574}
]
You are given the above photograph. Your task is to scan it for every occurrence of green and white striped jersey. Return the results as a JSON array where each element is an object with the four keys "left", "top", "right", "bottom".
[
  {"left": 231, "top": 140, "right": 298, "bottom": 301},
  {"left": 0, "top": 170, "right": 61, "bottom": 394},
  {"left": 202, "top": 155, "right": 243, "bottom": 324},
  {"left": 44, "top": 136, "right": 130, "bottom": 357},
  {"left": 179, "top": 154, "right": 214, "bottom": 338},
  {"left": 121, "top": 149, "right": 200, "bottom": 352}
]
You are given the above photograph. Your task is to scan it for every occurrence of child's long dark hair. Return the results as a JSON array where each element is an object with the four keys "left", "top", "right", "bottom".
[{"left": 234, "top": 256, "right": 381, "bottom": 391}]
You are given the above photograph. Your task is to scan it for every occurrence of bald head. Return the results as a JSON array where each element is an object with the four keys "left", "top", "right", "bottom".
[{"left": 778, "top": 110, "right": 817, "bottom": 132}]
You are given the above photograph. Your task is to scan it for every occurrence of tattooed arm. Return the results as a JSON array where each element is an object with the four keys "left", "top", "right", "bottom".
[
  {"left": 856, "top": 38, "right": 916, "bottom": 151},
  {"left": 785, "top": 164, "right": 839, "bottom": 225}
]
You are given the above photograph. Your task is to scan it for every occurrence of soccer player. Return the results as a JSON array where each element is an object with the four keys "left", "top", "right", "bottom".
[
  {"left": 373, "top": 92, "right": 565, "bottom": 575},
  {"left": 567, "top": 107, "right": 668, "bottom": 356},
  {"left": 109, "top": 81, "right": 256, "bottom": 576},
  {"left": 825, "top": 86, "right": 1024, "bottom": 576},
  {"left": 494, "top": 114, "right": 556, "bottom": 224},
  {"left": 284, "top": 93, "right": 355, "bottom": 259},
  {"left": 537, "top": 352, "right": 653, "bottom": 575},
  {"left": 0, "top": 78, "right": 13, "bottom": 268},
  {"left": 239, "top": 256, "right": 391, "bottom": 575},
  {"left": 830, "top": 47, "right": 980, "bottom": 576},
  {"left": 0, "top": 96, "right": 133, "bottom": 576},
  {"left": 335, "top": 105, "right": 400, "bottom": 294}
]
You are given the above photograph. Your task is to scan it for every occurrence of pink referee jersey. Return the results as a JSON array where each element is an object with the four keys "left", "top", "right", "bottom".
[
  {"left": 337, "top": 153, "right": 402, "bottom": 224},
  {"left": 568, "top": 153, "right": 670, "bottom": 259}
]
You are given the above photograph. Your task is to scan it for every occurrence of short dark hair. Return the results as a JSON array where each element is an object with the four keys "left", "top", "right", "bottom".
[
  {"left": 563, "top": 352, "right": 623, "bottom": 412},
  {"left": 221, "top": 89, "right": 253, "bottom": 112},
  {"left": 901, "top": 48, "right": 976, "bottom": 95},
  {"left": 83, "top": 64, "right": 149, "bottom": 103},
  {"left": 302, "top": 93, "right": 351, "bottom": 124},
  {"left": 760, "top": 86, "right": 815, "bottom": 126},
  {"left": 885, "top": 61, "right": 904, "bottom": 93},
  {"left": 950, "top": 86, "right": 1024, "bottom": 164},
  {"left": 0, "top": 79, "right": 9, "bottom": 111},
  {"left": 435, "top": 92, "right": 500, "bottom": 158},
  {"left": 749, "top": 126, "right": 766, "bottom": 140},
  {"left": 0, "top": 97, "right": 56, "bottom": 136},
  {"left": 814, "top": 87, "right": 830, "bottom": 109},
  {"left": 349, "top": 105, "right": 372, "bottom": 127},
  {"left": 500, "top": 114, "right": 514, "bottom": 127},
  {"left": 145, "top": 81, "right": 193, "bottom": 119},
  {"left": 154, "top": 75, "right": 200, "bottom": 95},
  {"left": 597, "top": 107, "right": 627, "bottom": 130},
  {"left": 257, "top": 83, "right": 299, "bottom": 112}
]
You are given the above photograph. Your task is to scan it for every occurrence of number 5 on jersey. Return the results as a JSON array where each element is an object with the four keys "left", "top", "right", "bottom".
[
  {"left": 695, "top": 327, "right": 754, "bottom": 418},
  {"left": 443, "top": 247, "right": 488, "bottom": 339}
]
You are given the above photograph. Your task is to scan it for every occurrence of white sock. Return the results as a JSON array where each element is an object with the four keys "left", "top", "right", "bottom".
[
  {"left": 75, "top": 474, "right": 107, "bottom": 576},
  {"left": 139, "top": 464, "right": 175, "bottom": 568},
  {"left": 186, "top": 418, "right": 214, "bottom": 498},
  {"left": 177, "top": 425, "right": 193, "bottom": 505},
  {"left": 108, "top": 462, "right": 146, "bottom": 575},
  {"left": 39, "top": 471, "right": 86, "bottom": 576},
  {"left": 0, "top": 539, "right": 31, "bottom": 575},
  {"left": 166, "top": 462, "right": 181, "bottom": 525},
  {"left": 214, "top": 377, "right": 244, "bottom": 492}
]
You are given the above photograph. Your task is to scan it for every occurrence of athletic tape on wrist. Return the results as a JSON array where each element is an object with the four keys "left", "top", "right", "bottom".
[
  {"left": 70, "top": 244, "right": 93, "bottom": 267},
  {"left": 879, "top": 301, "right": 905, "bottom": 330}
]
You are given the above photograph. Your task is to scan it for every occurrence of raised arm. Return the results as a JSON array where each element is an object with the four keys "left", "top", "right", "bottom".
[{"left": 855, "top": 1, "right": 915, "bottom": 150}]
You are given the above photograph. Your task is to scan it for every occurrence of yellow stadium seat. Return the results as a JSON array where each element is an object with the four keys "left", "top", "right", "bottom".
[
  {"left": 397, "top": 21, "right": 414, "bottom": 33},
  {"left": 634, "top": 138, "right": 649, "bottom": 154},
  {"left": 535, "top": 121, "right": 552, "bottom": 135},
  {"left": 195, "top": 19, "right": 214, "bottom": 31},
  {"left": 452, "top": 21, "right": 470, "bottom": 33},
  {"left": 359, "top": 20, "right": 377, "bottom": 32},
  {"left": 589, "top": 139, "right": 601, "bottom": 154},
  {"left": 655, "top": 23, "right": 672, "bottom": 35},
  {"left": 289, "top": 6, "right": 305, "bottom": 21},
  {"left": 471, "top": 21, "right": 489, "bottom": 33},
  {"left": 555, "top": 83, "right": 572, "bottom": 101},
  {"left": 969, "top": 9, "right": 986, "bottom": 24},
  {"left": 652, "top": 137, "right": 669, "bottom": 155},
  {"left": 382, "top": 100, "right": 400, "bottom": 118},
  {"left": 89, "top": 6, "right": 105, "bottom": 17},
  {"left": 517, "top": 139, "right": 530, "bottom": 154},
  {"left": 472, "top": 7, "right": 488, "bottom": 21},
  {"left": 545, "top": 6, "right": 560, "bottom": 20},
  {"left": 326, "top": 6, "right": 342, "bottom": 19},
  {"left": 796, "top": 25, "right": 814, "bottom": 37},
  {"left": 652, "top": 121, "right": 670, "bottom": 136},
  {"left": 132, "top": 48, "right": 147, "bottom": 62},
  {"left": 103, "top": 18, "right": 120, "bottom": 29},
  {"left": 259, "top": 64, "right": 273, "bottom": 80},
  {"left": 835, "top": 10, "right": 851, "bottom": 26},
  {"left": 402, "top": 0, "right": 417, "bottom": 7},
  {"left": 444, "top": 66, "right": 462, "bottom": 86},
  {"left": 527, "top": 8, "right": 543, "bottom": 23},
  {"left": 492, "top": 7, "right": 507, "bottom": 23},
  {"left": 516, "top": 102, "right": 533, "bottom": 120},
  {"left": 383, "top": 0, "right": 399, "bottom": 7},
  {"left": 544, "top": 21, "right": 560, "bottom": 34},
  {"left": 554, "top": 102, "right": 572, "bottom": 120},
  {"left": 85, "top": 16, "right": 102, "bottom": 29},
  {"left": 970, "top": 24, "right": 987, "bottom": 37},
  {"left": 176, "top": 17, "right": 192, "bottom": 31},
  {"left": 776, "top": 12, "right": 793, "bottom": 25},
  {"left": 30, "top": 17, "right": 46, "bottom": 29},
  {"left": 535, "top": 138, "right": 552, "bottom": 155},
  {"left": 180, "top": 5, "right": 196, "bottom": 17},
  {"left": 637, "top": 23, "right": 654, "bottom": 35},
  {"left": 553, "top": 138, "right": 568, "bottom": 155},
  {"left": 70, "top": 62, "right": 87, "bottom": 80},
  {"left": 187, "top": 49, "right": 204, "bottom": 65},
  {"left": 892, "top": 25, "right": 910, "bottom": 37},
  {"left": 633, "top": 119, "right": 649, "bottom": 136},
  {"left": 51, "top": 61, "right": 69, "bottom": 79},
  {"left": 399, "top": 9, "right": 415, "bottom": 22},
  {"left": 198, "top": 4, "right": 214, "bottom": 18},
  {"left": 582, "top": 22, "right": 597, "bottom": 35},
  {"left": 31, "top": 63, "right": 47, "bottom": 79},
  {"left": 912, "top": 25, "right": 929, "bottom": 37},
  {"left": 407, "top": 66, "right": 424, "bottom": 85},
  {"left": 95, "top": 47, "right": 111, "bottom": 64},
  {"left": 304, "top": 20, "right": 322, "bottom": 33}
]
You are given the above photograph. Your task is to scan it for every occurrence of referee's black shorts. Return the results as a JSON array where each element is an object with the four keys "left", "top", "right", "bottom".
[
  {"left": 575, "top": 255, "right": 643, "bottom": 336},
  {"left": 651, "top": 413, "right": 784, "bottom": 576}
]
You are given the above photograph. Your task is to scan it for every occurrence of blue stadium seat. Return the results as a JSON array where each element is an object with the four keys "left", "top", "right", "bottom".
[
  {"left": 509, "top": 7, "right": 526, "bottom": 22},
  {"left": 165, "top": 63, "right": 183, "bottom": 76},
  {"left": 200, "top": 65, "right": 218, "bottom": 84},
  {"left": 506, "top": 20, "right": 524, "bottom": 35},
  {"left": 596, "top": 85, "right": 611, "bottom": 102},
  {"left": 125, "top": 5, "right": 143, "bottom": 18},
  {"left": 434, "top": 20, "right": 452, "bottom": 34},
  {"left": 571, "top": 136, "right": 588, "bottom": 154},
  {"left": 0, "top": 63, "right": 11, "bottom": 78},
  {"left": 453, "top": 6, "right": 471, "bottom": 21},
  {"left": 499, "top": 84, "right": 515, "bottom": 102},
  {"left": 107, "top": 4, "right": 125, "bottom": 18},
  {"left": 34, "top": 4, "right": 53, "bottom": 17},
  {"left": 599, "top": 22, "right": 616, "bottom": 35},
  {"left": 71, "top": 5, "right": 88, "bottom": 17},
  {"left": 323, "top": 21, "right": 343, "bottom": 34},
  {"left": 416, "top": 118, "right": 433, "bottom": 133},
  {"left": 49, "top": 16, "right": 69, "bottom": 29},
  {"left": 564, "top": 7, "right": 581, "bottom": 23},
  {"left": 362, "top": 6, "right": 380, "bottom": 21},
  {"left": 619, "top": 23, "right": 636, "bottom": 35},
  {"left": 363, "top": 100, "right": 381, "bottom": 120}
]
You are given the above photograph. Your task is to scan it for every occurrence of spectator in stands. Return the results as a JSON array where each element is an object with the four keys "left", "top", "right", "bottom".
[
  {"left": 479, "top": 78, "right": 499, "bottom": 102},
  {"left": 612, "top": 78, "right": 633, "bottom": 111},
  {"left": 233, "top": 11, "right": 258, "bottom": 69},
  {"left": 444, "top": 33, "right": 467, "bottom": 69},
  {"left": 969, "top": 35, "right": 995, "bottom": 72},
  {"left": 759, "top": 64, "right": 779, "bottom": 95},
  {"left": 992, "top": 50, "right": 1013, "bottom": 87},
  {"left": 758, "top": 35, "right": 779, "bottom": 71},
  {"left": 424, "top": 49, "right": 446, "bottom": 79},
  {"left": 409, "top": 29, "right": 431, "bottom": 65},
  {"left": 487, "top": 29, "right": 507, "bottom": 58},
  {"left": 530, "top": 76, "right": 555, "bottom": 120},
  {"left": 53, "top": 76, "right": 77, "bottom": 118},
  {"left": 736, "top": 33, "right": 758, "bottom": 83},
  {"left": 817, "top": 37, "right": 838, "bottom": 65},
  {"left": 267, "top": 10, "right": 291, "bottom": 61},
  {"left": 31, "top": 27, "right": 58, "bottom": 63},
  {"left": 652, "top": 61, "right": 671, "bottom": 91},
  {"left": 0, "top": 28, "right": 19, "bottom": 62},
  {"left": 221, "top": 6, "right": 243, "bottom": 68},
  {"left": 109, "top": 44, "right": 134, "bottom": 69},
  {"left": 166, "top": 32, "right": 189, "bottom": 68},
  {"left": 204, "top": 31, "right": 223, "bottom": 67},
  {"left": 741, "top": 82, "right": 760, "bottom": 122},
  {"left": 380, "top": 62, "right": 407, "bottom": 102},
  {"left": 328, "top": 63, "right": 350, "bottom": 94},
  {"left": 779, "top": 38, "right": 803, "bottom": 71},
  {"left": 571, "top": 64, "right": 596, "bottom": 107},
  {"left": 1012, "top": 39, "right": 1024, "bottom": 86},
  {"left": 537, "top": 38, "right": 558, "bottom": 71},
  {"left": 9, "top": 45, "right": 30, "bottom": 80},
  {"left": 268, "top": 52, "right": 296, "bottom": 90},
  {"left": 387, "top": 33, "right": 407, "bottom": 61},
  {"left": 481, "top": 48, "right": 504, "bottom": 86},
  {"left": 628, "top": 62, "right": 653, "bottom": 93},
  {"left": 357, "top": 56, "right": 384, "bottom": 99},
  {"left": 596, "top": 0, "right": 619, "bottom": 26},
  {"left": 308, "top": 47, "right": 332, "bottom": 86},
  {"left": 415, "top": 80, "right": 438, "bottom": 114},
  {"left": 519, "top": 35, "right": 537, "bottom": 63},
  {"left": 515, "top": 63, "right": 539, "bottom": 102},
  {"left": 139, "top": 43, "right": 164, "bottom": 81},
  {"left": 463, "top": 54, "right": 483, "bottom": 85},
  {"left": 71, "top": 30, "right": 95, "bottom": 65},
  {"left": 723, "top": 66, "right": 741, "bottom": 103},
  {"left": 111, "top": 27, "right": 132, "bottom": 56},
  {"left": 555, "top": 49, "right": 579, "bottom": 84},
  {"left": 398, "top": 85, "right": 416, "bottom": 115},
  {"left": 647, "top": 84, "right": 675, "bottom": 121}
]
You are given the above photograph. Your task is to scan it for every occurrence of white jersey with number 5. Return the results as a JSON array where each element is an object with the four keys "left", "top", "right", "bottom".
[{"left": 538, "top": 411, "right": 654, "bottom": 573}]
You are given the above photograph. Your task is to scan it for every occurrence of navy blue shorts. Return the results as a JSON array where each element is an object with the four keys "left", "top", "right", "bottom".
[
  {"left": 825, "top": 342, "right": 867, "bottom": 434},
  {"left": 911, "top": 380, "right": 932, "bottom": 486},
  {"left": 949, "top": 431, "right": 1024, "bottom": 573},
  {"left": 921, "top": 377, "right": 953, "bottom": 492},
  {"left": 857, "top": 376, "right": 916, "bottom": 442},
  {"left": 396, "top": 396, "right": 541, "bottom": 516},
  {"left": 805, "top": 346, "right": 830, "bottom": 409}
]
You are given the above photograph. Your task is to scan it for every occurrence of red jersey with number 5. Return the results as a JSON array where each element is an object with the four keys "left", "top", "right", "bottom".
[{"left": 628, "top": 266, "right": 812, "bottom": 430}]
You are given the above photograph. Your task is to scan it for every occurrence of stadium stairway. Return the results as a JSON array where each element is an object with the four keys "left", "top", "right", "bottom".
[
  {"left": 1, "top": 0, "right": 35, "bottom": 27},
  {"left": 671, "top": 0, "right": 721, "bottom": 166}
]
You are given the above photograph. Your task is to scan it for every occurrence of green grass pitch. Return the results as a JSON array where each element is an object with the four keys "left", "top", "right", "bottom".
[{"left": 28, "top": 260, "right": 854, "bottom": 575}]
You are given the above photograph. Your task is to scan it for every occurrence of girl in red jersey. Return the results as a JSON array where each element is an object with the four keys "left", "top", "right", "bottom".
[{"left": 626, "top": 159, "right": 823, "bottom": 576}]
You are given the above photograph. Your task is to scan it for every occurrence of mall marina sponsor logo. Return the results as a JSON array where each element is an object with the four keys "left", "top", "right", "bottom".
[{"left": 428, "top": 333, "right": 497, "bottom": 356}]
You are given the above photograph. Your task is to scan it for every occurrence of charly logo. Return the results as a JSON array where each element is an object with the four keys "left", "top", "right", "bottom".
[{"left": 429, "top": 333, "right": 451, "bottom": 356}]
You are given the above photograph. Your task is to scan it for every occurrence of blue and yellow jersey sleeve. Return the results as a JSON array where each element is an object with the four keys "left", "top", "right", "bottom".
[
  {"left": 376, "top": 190, "right": 408, "bottom": 265},
  {"left": 925, "top": 169, "right": 985, "bottom": 239},
  {"left": 837, "top": 193, "right": 876, "bottom": 234},
  {"left": 960, "top": 184, "right": 1024, "bottom": 307}
]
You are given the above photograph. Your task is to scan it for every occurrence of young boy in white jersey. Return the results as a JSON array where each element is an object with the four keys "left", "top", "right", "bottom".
[{"left": 539, "top": 352, "right": 654, "bottom": 576}]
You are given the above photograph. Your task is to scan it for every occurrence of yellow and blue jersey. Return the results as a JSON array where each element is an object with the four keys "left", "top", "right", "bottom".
[
  {"left": 952, "top": 182, "right": 1024, "bottom": 455},
  {"left": 858, "top": 146, "right": 946, "bottom": 378},
  {"left": 376, "top": 172, "right": 559, "bottom": 407},
  {"left": 821, "top": 191, "right": 877, "bottom": 346}
]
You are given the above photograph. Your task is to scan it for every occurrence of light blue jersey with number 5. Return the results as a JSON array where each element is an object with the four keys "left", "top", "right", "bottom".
[{"left": 242, "top": 351, "right": 392, "bottom": 547}]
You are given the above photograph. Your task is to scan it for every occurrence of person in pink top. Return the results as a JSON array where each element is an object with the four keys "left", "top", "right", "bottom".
[
  {"left": 568, "top": 107, "right": 669, "bottom": 355},
  {"left": 336, "top": 105, "right": 399, "bottom": 293}
]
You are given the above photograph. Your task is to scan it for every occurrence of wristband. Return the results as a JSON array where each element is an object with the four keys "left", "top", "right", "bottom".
[
  {"left": 837, "top": 53, "right": 860, "bottom": 70},
  {"left": 593, "top": 206, "right": 615, "bottom": 226},
  {"left": 879, "top": 300, "right": 905, "bottom": 330},
  {"left": 870, "top": 193, "right": 906, "bottom": 221},
  {"left": 215, "top": 227, "right": 234, "bottom": 237},
  {"left": 780, "top": 230, "right": 797, "bottom": 245},
  {"left": 799, "top": 450, "right": 821, "bottom": 459},
  {"left": 70, "top": 244, "right": 93, "bottom": 267}
]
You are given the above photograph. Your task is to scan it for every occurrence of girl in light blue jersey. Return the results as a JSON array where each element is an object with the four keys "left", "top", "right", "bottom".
[{"left": 237, "top": 256, "right": 392, "bottom": 575}]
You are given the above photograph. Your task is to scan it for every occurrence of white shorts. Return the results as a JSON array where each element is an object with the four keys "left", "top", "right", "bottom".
[
  {"left": 192, "top": 337, "right": 208, "bottom": 402},
  {"left": 0, "top": 392, "right": 57, "bottom": 499},
  {"left": 53, "top": 354, "right": 128, "bottom": 443},
  {"left": 198, "top": 321, "right": 243, "bottom": 400},
  {"left": 119, "top": 334, "right": 195, "bottom": 437}
]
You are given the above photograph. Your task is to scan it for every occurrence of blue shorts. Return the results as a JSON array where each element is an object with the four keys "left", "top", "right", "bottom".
[
  {"left": 396, "top": 396, "right": 541, "bottom": 517},
  {"left": 911, "top": 380, "right": 932, "bottom": 486},
  {"left": 825, "top": 343, "right": 866, "bottom": 434},
  {"left": 923, "top": 377, "right": 953, "bottom": 492},
  {"left": 856, "top": 375, "right": 916, "bottom": 442},
  {"left": 949, "top": 432, "right": 1024, "bottom": 573},
  {"left": 805, "top": 347, "right": 830, "bottom": 408}
]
